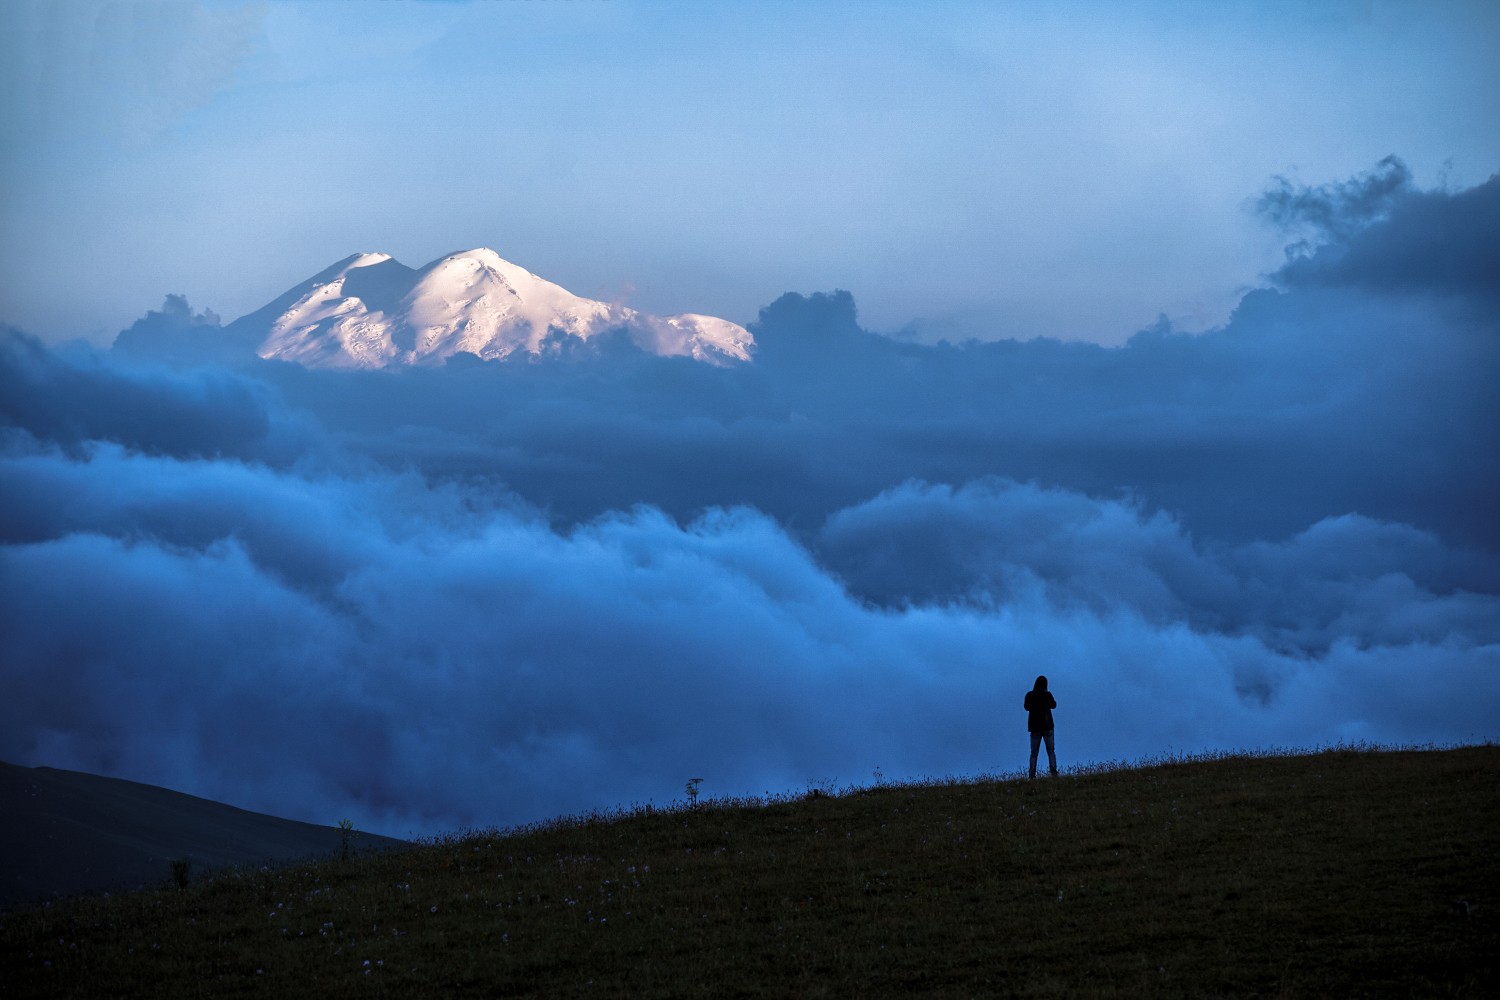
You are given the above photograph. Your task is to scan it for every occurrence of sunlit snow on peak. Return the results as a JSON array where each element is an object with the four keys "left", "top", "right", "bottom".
[{"left": 250, "top": 249, "right": 752, "bottom": 369}]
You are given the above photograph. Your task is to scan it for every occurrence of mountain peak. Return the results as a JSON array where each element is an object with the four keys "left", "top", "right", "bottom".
[
  {"left": 346, "top": 251, "right": 394, "bottom": 267},
  {"left": 440, "top": 247, "right": 505, "bottom": 265},
  {"left": 427, "top": 248, "right": 515, "bottom": 279}
]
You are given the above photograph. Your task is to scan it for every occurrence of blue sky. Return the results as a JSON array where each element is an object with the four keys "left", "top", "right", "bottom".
[{"left": 3, "top": 0, "right": 1498, "bottom": 345}]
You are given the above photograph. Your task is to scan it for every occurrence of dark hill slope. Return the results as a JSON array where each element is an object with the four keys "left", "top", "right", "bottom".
[
  {"left": 3, "top": 747, "right": 1496, "bottom": 997},
  {"left": 0, "top": 762, "right": 406, "bottom": 910}
]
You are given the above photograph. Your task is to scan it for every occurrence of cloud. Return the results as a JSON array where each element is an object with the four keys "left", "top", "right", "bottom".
[
  {"left": 112, "top": 294, "right": 233, "bottom": 365},
  {"left": 3, "top": 444, "right": 1496, "bottom": 838},
  {"left": 3, "top": 160, "right": 1497, "bottom": 836},
  {"left": 0, "top": 325, "right": 305, "bottom": 463},
  {"left": 819, "top": 479, "right": 1499, "bottom": 654},
  {"left": 817, "top": 478, "right": 1219, "bottom": 619},
  {"left": 1256, "top": 154, "right": 1413, "bottom": 246},
  {"left": 1272, "top": 170, "right": 1500, "bottom": 303}
]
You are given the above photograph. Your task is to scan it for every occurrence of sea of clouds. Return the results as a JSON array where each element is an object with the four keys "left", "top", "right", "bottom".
[{"left": 3, "top": 160, "right": 1497, "bottom": 837}]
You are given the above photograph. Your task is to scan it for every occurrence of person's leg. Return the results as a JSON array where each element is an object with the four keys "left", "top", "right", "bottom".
[
  {"left": 1029, "top": 731, "right": 1041, "bottom": 779},
  {"left": 1043, "top": 730, "right": 1057, "bottom": 776}
]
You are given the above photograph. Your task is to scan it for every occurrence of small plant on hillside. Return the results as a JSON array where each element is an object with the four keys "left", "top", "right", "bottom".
[
  {"left": 805, "top": 776, "right": 838, "bottom": 800},
  {"left": 685, "top": 777, "right": 704, "bottom": 809},
  {"left": 169, "top": 857, "right": 191, "bottom": 889},
  {"left": 337, "top": 818, "right": 355, "bottom": 861}
]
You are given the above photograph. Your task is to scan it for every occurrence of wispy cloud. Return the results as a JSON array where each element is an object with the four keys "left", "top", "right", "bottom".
[{"left": 1256, "top": 154, "right": 1413, "bottom": 245}]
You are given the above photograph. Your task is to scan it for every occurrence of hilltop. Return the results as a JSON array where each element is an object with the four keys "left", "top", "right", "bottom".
[{"left": 2, "top": 746, "right": 1495, "bottom": 997}]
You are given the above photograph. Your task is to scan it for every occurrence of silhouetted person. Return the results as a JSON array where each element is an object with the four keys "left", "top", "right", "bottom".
[{"left": 1025, "top": 675, "right": 1058, "bottom": 779}]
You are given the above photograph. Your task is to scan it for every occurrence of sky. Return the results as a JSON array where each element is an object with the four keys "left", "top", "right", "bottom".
[
  {"left": 2, "top": 1, "right": 1499, "bottom": 839},
  {"left": 2, "top": 0, "right": 1499, "bottom": 346}
]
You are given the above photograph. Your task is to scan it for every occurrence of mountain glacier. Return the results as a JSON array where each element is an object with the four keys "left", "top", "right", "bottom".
[{"left": 222, "top": 248, "right": 753, "bottom": 368}]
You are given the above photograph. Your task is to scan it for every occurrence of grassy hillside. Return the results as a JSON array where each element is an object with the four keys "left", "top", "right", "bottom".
[
  {"left": 0, "top": 762, "right": 407, "bottom": 911},
  {"left": 2, "top": 746, "right": 1495, "bottom": 998}
]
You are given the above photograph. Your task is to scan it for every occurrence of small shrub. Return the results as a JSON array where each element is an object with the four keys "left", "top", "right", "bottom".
[{"left": 337, "top": 818, "right": 355, "bottom": 861}]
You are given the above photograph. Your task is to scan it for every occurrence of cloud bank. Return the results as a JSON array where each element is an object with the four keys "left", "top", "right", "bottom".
[{"left": 2, "top": 162, "right": 1497, "bottom": 836}]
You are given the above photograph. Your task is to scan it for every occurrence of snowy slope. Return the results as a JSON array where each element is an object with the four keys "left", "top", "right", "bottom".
[{"left": 239, "top": 249, "right": 752, "bottom": 369}]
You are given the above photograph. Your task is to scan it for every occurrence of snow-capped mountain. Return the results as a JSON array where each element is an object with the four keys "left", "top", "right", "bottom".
[{"left": 224, "top": 249, "right": 752, "bottom": 369}]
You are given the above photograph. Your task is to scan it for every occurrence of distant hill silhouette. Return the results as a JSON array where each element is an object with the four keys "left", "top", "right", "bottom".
[{"left": 0, "top": 762, "right": 407, "bottom": 910}]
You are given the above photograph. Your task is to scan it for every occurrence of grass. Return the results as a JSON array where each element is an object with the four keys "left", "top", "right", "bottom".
[{"left": 2, "top": 745, "right": 1495, "bottom": 997}]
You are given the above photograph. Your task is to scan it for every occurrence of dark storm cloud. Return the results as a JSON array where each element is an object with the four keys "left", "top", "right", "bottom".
[
  {"left": 1256, "top": 154, "right": 1413, "bottom": 245},
  {"left": 1, "top": 322, "right": 299, "bottom": 463},
  {"left": 1273, "top": 170, "right": 1500, "bottom": 302},
  {"left": 2, "top": 161, "right": 1497, "bottom": 835}
]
